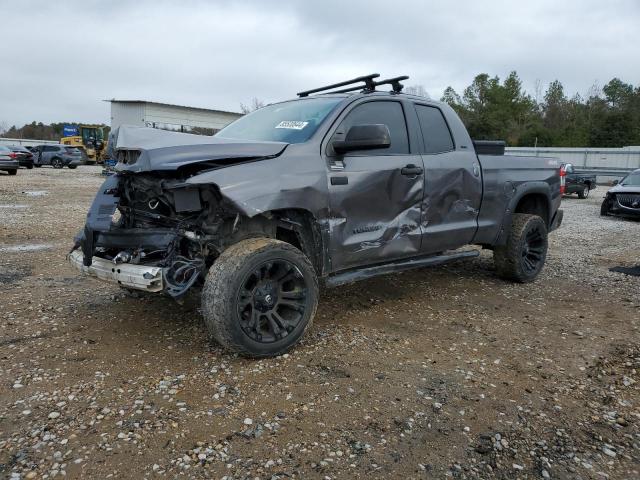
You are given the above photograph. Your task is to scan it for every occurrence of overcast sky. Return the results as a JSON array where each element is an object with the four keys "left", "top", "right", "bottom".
[{"left": 1, "top": 0, "right": 639, "bottom": 127}]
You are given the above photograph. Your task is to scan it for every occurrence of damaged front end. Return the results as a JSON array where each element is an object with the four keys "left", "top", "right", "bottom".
[{"left": 72, "top": 172, "right": 234, "bottom": 298}]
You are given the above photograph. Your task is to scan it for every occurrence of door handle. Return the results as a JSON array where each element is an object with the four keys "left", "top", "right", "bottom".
[
  {"left": 472, "top": 163, "right": 480, "bottom": 177},
  {"left": 401, "top": 164, "right": 423, "bottom": 176}
]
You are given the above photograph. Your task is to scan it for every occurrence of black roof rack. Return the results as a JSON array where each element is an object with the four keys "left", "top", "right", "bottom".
[
  {"left": 329, "top": 75, "right": 410, "bottom": 94},
  {"left": 297, "top": 73, "right": 380, "bottom": 97},
  {"left": 297, "top": 73, "right": 411, "bottom": 97}
]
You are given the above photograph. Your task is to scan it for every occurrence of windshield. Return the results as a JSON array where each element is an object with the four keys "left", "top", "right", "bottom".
[
  {"left": 216, "top": 98, "right": 342, "bottom": 144},
  {"left": 620, "top": 172, "right": 640, "bottom": 186}
]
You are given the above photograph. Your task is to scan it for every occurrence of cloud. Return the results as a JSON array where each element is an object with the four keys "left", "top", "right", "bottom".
[{"left": 1, "top": 0, "right": 639, "bottom": 126}]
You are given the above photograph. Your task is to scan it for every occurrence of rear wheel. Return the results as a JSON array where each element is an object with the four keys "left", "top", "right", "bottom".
[
  {"left": 51, "top": 157, "right": 63, "bottom": 169},
  {"left": 578, "top": 186, "right": 589, "bottom": 199},
  {"left": 27, "top": 164, "right": 33, "bottom": 170},
  {"left": 8, "top": 169, "right": 17, "bottom": 176},
  {"left": 494, "top": 214, "right": 548, "bottom": 283},
  {"left": 202, "top": 238, "right": 318, "bottom": 358}
]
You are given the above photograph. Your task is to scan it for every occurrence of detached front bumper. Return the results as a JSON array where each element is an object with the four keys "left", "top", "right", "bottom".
[{"left": 69, "top": 249, "right": 164, "bottom": 292}]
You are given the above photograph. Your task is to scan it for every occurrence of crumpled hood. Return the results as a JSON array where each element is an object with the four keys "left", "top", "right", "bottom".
[{"left": 110, "top": 125, "right": 288, "bottom": 173}]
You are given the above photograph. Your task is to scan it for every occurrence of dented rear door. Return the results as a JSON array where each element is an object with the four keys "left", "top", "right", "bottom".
[
  {"left": 325, "top": 99, "right": 424, "bottom": 271},
  {"left": 413, "top": 103, "right": 482, "bottom": 253}
]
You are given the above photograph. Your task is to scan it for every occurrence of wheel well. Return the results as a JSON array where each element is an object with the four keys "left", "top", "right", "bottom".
[
  {"left": 273, "top": 209, "right": 323, "bottom": 274},
  {"left": 223, "top": 209, "right": 323, "bottom": 274},
  {"left": 514, "top": 193, "right": 549, "bottom": 226}
]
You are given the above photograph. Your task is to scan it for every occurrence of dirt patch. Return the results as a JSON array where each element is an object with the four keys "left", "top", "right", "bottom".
[{"left": 0, "top": 169, "right": 639, "bottom": 479}]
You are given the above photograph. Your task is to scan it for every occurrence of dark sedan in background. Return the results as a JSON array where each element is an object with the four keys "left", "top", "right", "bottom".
[
  {"left": 601, "top": 169, "right": 640, "bottom": 218},
  {"left": 6, "top": 145, "right": 34, "bottom": 169},
  {"left": 0, "top": 145, "right": 20, "bottom": 175}
]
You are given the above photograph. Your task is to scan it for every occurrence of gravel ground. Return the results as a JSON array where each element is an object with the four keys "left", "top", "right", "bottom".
[{"left": 1, "top": 167, "right": 639, "bottom": 479}]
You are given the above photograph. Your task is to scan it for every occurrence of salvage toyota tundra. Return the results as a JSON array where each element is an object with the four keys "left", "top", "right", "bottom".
[{"left": 70, "top": 74, "right": 563, "bottom": 357}]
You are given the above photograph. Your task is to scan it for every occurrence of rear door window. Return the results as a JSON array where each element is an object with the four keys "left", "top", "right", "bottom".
[
  {"left": 337, "top": 101, "right": 409, "bottom": 155},
  {"left": 414, "top": 105, "right": 454, "bottom": 154}
]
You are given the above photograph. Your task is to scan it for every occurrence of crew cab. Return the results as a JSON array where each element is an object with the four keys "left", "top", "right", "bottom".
[
  {"left": 69, "top": 74, "right": 563, "bottom": 357},
  {"left": 560, "top": 163, "right": 596, "bottom": 198}
]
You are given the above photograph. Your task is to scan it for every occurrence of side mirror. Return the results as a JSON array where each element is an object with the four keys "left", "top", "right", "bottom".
[
  {"left": 612, "top": 179, "right": 619, "bottom": 185},
  {"left": 332, "top": 124, "right": 391, "bottom": 154}
]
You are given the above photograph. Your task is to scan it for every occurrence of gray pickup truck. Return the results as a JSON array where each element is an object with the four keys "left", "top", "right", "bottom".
[{"left": 70, "top": 74, "right": 563, "bottom": 357}]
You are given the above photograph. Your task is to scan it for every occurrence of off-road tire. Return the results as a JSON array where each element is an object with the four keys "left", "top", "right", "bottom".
[
  {"left": 494, "top": 214, "right": 548, "bottom": 283},
  {"left": 578, "top": 186, "right": 589, "bottom": 199},
  {"left": 8, "top": 169, "right": 17, "bottom": 176},
  {"left": 600, "top": 198, "right": 610, "bottom": 216},
  {"left": 202, "top": 238, "right": 318, "bottom": 358}
]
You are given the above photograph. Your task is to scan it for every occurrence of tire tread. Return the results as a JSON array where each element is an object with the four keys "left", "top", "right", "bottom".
[{"left": 201, "top": 238, "right": 318, "bottom": 358}]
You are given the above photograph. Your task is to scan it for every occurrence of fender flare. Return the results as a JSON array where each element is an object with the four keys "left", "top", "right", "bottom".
[{"left": 495, "top": 181, "right": 552, "bottom": 245}]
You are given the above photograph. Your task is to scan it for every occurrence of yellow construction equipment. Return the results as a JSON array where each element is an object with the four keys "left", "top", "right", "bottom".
[{"left": 60, "top": 125, "right": 107, "bottom": 164}]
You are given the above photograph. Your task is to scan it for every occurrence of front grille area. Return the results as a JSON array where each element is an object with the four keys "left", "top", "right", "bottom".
[
  {"left": 616, "top": 193, "right": 640, "bottom": 209},
  {"left": 117, "top": 149, "right": 141, "bottom": 165}
]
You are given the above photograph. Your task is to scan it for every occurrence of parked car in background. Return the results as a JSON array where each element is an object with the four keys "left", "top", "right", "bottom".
[
  {"left": 0, "top": 145, "right": 19, "bottom": 175},
  {"left": 31, "top": 145, "right": 84, "bottom": 169},
  {"left": 601, "top": 169, "right": 640, "bottom": 218},
  {"left": 560, "top": 163, "right": 596, "bottom": 198},
  {"left": 7, "top": 145, "right": 34, "bottom": 169}
]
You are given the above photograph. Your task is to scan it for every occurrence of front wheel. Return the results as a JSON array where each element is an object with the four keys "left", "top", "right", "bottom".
[
  {"left": 600, "top": 198, "right": 610, "bottom": 216},
  {"left": 494, "top": 214, "right": 548, "bottom": 283},
  {"left": 578, "top": 186, "right": 589, "bottom": 199},
  {"left": 202, "top": 238, "right": 318, "bottom": 358},
  {"left": 8, "top": 169, "right": 17, "bottom": 176}
]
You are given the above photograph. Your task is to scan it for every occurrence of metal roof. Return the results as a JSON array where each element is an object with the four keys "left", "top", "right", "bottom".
[{"left": 105, "top": 99, "right": 241, "bottom": 116}]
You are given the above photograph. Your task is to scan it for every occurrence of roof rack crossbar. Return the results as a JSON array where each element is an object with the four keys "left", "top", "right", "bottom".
[
  {"left": 374, "top": 75, "right": 410, "bottom": 93},
  {"left": 297, "top": 73, "right": 380, "bottom": 97},
  {"left": 316, "top": 75, "right": 411, "bottom": 96}
]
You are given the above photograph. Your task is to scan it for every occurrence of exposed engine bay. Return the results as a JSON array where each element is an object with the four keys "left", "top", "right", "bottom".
[{"left": 82, "top": 173, "right": 234, "bottom": 297}]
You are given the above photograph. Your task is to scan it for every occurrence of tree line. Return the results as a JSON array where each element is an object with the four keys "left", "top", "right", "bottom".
[
  {"left": 3, "top": 75, "right": 639, "bottom": 148},
  {"left": 0, "top": 122, "right": 110, "bottom": 141},
  {"left": 441, "top": 72, "right": 640, "bottom": 147}
]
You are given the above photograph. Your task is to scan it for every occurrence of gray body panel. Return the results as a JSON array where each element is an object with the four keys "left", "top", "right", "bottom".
[{"left": 78, "top": 91, "right": 562, "bottom": 280}]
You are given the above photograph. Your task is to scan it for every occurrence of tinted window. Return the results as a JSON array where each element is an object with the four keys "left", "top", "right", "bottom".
[
  {"left": 338, "top": 101, "right": 409, "bottom": 155},
  {"left": 43, "top": 146, "right": 58, "bottom": 152},
  {"left": 415, "top": 105, "right": 454, "bottom": 154}
]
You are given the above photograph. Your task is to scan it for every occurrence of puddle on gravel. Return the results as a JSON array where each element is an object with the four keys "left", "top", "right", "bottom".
[
  {"left": 610, "top": 265, "right": 640, "bottom": 277},
  {"left": 0, "top": 243, "right": 53, "bottom": 253},
  {"left": 0, "top": 266, "right": 32, "bottom": 284},
  {"left": 21, "top": 190, "right": 48, "bottom": 197}
]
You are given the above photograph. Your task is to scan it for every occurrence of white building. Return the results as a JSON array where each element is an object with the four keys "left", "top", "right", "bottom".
[{"left": 108, "top": 99, "right": 242, "bottom": 133}]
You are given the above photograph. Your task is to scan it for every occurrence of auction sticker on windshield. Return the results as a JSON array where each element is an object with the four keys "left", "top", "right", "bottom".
[{"left": 276, "top": 121, "right": 308, "bottom": 130}]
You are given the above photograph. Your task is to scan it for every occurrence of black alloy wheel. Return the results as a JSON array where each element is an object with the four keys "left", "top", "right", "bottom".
[
  {"left": 237, "top": 259, "right": 309, "bottom": 343},
  {"left": 521, "top": 224, "right": 546, "bottom": 274},
  {"left": 202, "top": 238, "right": 318, "bottom": 357}
]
